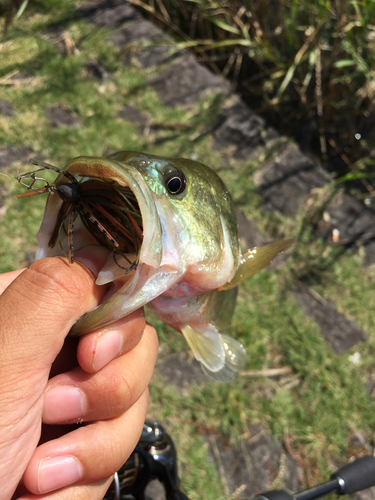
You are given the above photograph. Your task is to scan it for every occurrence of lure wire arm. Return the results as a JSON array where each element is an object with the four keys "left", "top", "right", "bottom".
[
  {"left": 29, "top": 158, "right": 79, "bottom": 184},
  {"left": 15, "top": 171, "right": 55, "bottom": 195},
  {"left": 15, "top": 159, "right": 78, "bottom": 196}
]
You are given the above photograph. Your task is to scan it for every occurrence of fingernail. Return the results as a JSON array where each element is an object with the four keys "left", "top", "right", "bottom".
[
  {"left": 38, "top": 455, "right": 83, "bottom": 493},
  {"left": 93, "top": 330, "right": 123, "bottom": 371},
  {"left": 43, "top": 386, "right": 86, "bottom": 424}
]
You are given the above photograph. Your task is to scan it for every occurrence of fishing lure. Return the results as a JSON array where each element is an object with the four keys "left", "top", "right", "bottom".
[{"left": 16, "top": 159, "right": 143, "bottom": 272}]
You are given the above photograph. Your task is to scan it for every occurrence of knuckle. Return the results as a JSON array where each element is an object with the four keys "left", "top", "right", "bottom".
[
  {"left": 105, "top": 372, "right": 134, "bottom": 414},
  {"left": 27, "top": 258, "right": 92, "bottom": 307}
]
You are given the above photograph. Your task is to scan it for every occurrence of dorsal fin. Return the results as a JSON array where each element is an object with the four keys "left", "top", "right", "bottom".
[{"left": 218, "top": 239, "right": 294, "bottom": 291}]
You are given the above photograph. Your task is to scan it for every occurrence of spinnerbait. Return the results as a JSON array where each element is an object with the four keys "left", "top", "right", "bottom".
[{"left": 16, "top": 159, "right": 142, "bottom": 271}]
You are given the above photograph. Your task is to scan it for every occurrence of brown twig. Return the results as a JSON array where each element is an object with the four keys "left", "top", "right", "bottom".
[{"left": 208, "top": 435, "right": 230, "bottom": 497}]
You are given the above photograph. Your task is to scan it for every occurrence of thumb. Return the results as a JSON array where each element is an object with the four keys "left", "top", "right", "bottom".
[{"left": 0, "top": 245, "right": 110, "bottom": 389}]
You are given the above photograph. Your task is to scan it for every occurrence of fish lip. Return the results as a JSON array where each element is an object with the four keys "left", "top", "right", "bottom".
[{"left": 36, "top": 156, "right": 163, "bottom": 271}]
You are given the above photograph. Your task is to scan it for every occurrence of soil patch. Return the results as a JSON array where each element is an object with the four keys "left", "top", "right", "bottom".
[
  {"left": 157, "top": 352, "right": 206, "bottom": 389},
  {"left": 0, "top": 146, "right": 33, "bottom": 170},
  {"left": 206, "top": 425, "right": 299, "bottom": 498},
  {"left": 45, "top": 106, "right": 82, "bottom": 128},
  {"left": 0, "top": 101, "right": 14, "bottom": 116}
]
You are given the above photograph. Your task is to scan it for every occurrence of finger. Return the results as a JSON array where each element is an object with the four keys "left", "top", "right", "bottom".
[
  {"left": 76, "top": 308, "right": 147, "bottom": 374},
  {"left": 23, "top": 390, "right": 149, "bottom": 495},
  {"left": 43, "top": 323, "right": 158, "bottom": 424},
  {"left": 17, "top": 477, "right": 112, "bottom": 500},
  {"left": 0, "top": 246, "right": 110, "bottom": 376},
  {"left": 0, "top": 268, "right": 26, "bottom": 295}
]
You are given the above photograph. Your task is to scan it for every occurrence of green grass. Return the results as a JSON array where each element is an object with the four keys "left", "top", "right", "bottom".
[{"left": 1, "top": 2, "right": 375, "bottom": 498}]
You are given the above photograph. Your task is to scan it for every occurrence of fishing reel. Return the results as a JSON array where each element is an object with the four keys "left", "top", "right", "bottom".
[
  {"left": 104, "top": 420, "right": 375, "bottom": 500},
  {"left": 104, "top": 420, "right": 189, "bottom": 500}
]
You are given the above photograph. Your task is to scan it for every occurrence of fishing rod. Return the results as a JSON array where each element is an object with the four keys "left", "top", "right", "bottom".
[
  {"left": 255, "top": 455, "right": 375, "bottom": 500},
  {"left": 104, "top": 421, "right": 375, "bottom": 500}
]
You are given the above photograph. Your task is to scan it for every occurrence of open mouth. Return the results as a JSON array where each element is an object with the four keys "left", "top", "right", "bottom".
[
  {"left": 15, "top": 159, "right": 144, "bottom": 274},
  {"left": 51, "top": 176, "right": 144, "bottom": 274}
]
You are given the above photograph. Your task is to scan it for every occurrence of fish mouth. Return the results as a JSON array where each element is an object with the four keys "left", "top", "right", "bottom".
[{"left": 36, "top": 156, "right": 163, "bottom": 282}]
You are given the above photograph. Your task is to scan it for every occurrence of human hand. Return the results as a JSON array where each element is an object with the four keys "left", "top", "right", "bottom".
[{"left": 0, "top": 246, "right": 158, "bottom": 500}]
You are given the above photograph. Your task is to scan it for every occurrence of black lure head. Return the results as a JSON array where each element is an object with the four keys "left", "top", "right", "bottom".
[{"left": 55, "top": 183, "right": 81, "bottom": 204}]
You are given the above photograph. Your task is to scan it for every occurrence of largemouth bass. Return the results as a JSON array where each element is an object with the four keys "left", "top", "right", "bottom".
[{"left": 16, "top": 151, "right": 293, "bottom": 382}]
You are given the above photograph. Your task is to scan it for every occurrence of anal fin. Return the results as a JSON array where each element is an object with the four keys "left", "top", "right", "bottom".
[{"left": 182, "top": 324, "right": 247, "bottom": 383}]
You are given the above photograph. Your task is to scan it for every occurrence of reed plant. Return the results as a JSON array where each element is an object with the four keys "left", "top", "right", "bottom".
[{"left": 128, "top": 0, "right": 375, "bottom": 203}]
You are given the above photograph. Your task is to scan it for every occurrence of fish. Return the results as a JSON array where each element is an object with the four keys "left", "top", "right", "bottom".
[{"left": 16, "top": 151, "right": 293, "bottom": 382}]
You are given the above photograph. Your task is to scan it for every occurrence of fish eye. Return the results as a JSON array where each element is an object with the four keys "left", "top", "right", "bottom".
[{"left": 164, "top": 169, "right": 186, "bottom": 195}]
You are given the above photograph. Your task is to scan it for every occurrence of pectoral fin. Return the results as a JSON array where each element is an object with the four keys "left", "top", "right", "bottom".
[
  {"left": 218, "top": 238, "right": 294, "bottom": 291},
  {"left": 182, "top": 324, "right": 247, "bottom": 383}
]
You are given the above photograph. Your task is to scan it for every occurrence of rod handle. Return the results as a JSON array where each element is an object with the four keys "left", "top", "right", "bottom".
[{"left": 331, "top": 455, "right": 375, "bottom": 494}]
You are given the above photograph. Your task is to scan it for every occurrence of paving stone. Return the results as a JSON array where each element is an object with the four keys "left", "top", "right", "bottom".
[
  {"left": 157, "top": 352, "right": 205, "bottom": 389},
  {"left": 349, "top": 430, "right": 368, "bottom": 448},
  {"left": 237, "top": 211, "right": 268, "bottom": 250},
  {"left": 148, "top": 55, "right": 228, "bottom": 107},
  {"left": 77, "top": 0, "right": 140, "bottom": 28},
  {"left": 206, "top": 426, "right": 299, "bottom": 499},
  {"left": 291, "top": 285, "right": 367, "bottom": 354},
  {"left": 257, "top": 143, "right": 329, "bottom": 216},
  {"left": 0, "top": 101, "right": 14, "bottom": 116},
  {"left": 350, "top": 486, "right": 375, "bottom": 500},
  {"left": 110, "top": 18, "right": 177, "bottom": 68},
  {"left": 236, "top": 212, "right": 292, "bottom": 270},
  {"left": 118, "top": 104, "right": 148, "bottom": 126},
  {"left": 212, "top": 100, "right": 277, "bottom": 159},
  {"left": 363, "top": 239, "right": 375, "bottom": 266},
  {"left": 317, "top": 192, "right": 375, "bottom": 266},
  {"left": 46, "top": 106, "right": 82, "bottom": 128}
]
